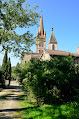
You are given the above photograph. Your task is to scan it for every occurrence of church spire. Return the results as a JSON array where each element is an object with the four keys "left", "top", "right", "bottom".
[
  {"left": 37, "top": 11, "right": 44, "bottom": 36},
  {"left": 49, "top": 27, "right": 57, "bottom": 44},
  {"left": 36, "top": 12, "right": 46, "bottom": 53},
  {"left": 48, "top": 26, "right": 57, "bottom": 50}
]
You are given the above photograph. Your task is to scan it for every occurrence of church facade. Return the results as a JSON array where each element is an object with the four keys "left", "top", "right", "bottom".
[{"left": 21, "top": 12, "right": 79, "bottom": 65}]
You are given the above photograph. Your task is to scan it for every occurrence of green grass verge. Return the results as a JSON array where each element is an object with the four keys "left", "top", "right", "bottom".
[{"left": 18, "top": 94, "right": 79, "bottom": 119}]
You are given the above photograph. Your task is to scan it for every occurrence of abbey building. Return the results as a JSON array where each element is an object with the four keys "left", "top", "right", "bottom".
[{"left": 21, "top": 12, "right": 79, "bottom": 65}]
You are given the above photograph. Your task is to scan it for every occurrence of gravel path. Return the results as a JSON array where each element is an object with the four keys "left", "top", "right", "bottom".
[{"left": 0, "top": 81, "right": 23, "bottom": 119}]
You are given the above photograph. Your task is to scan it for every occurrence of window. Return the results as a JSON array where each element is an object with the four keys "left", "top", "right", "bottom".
[
  {"left": 52, "top": 44, "right": 55, "bottom": 50},
  {"left": 39, "top": 50, "right": 41, "bottom": 54},
  {"left": 75, "top": 59, "right": 77, "bottom": 64},
  {"left": 39, "top": 42, "right": 43, "bottom": 47},
  {"left": 25, "top": 61, "right": 26, "bottom": 63},
  {"left": 39, "top": 50, "right": 43, "bottom": 54}
]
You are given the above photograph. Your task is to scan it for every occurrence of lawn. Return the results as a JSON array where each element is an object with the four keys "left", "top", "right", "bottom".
[{"left": 18, "top": 94, "right": 79, "bottom": 119}]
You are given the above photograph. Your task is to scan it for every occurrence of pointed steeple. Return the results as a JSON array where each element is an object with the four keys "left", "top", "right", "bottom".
[
  {"left": 36, "top": 12, "right": 46, "bottom": 53},
  {"left": 48, "top": 27, "right": 57, "bottom": 50},
  {"left": 49, "top": 28, "right": 57, "bottom": 44},
  {"left": 37, "top": 11, "right": 44, "bottom": 36}
]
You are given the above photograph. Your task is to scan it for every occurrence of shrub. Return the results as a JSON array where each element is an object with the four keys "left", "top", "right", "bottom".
[{"left": 16, "top": 56, "right": 79, "bottom": 105}]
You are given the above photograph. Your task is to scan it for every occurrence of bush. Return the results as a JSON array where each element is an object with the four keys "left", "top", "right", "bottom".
[{"left": 17, "top": 56, "right": 79, "bottom": 105}]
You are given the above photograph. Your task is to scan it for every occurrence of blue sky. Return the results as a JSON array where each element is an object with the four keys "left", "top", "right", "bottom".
[{"left": 0, "top": 0, "right": 79, "bottom": 66}]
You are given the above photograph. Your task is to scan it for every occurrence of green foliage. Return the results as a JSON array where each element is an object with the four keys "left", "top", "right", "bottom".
[
  {"left": 14, "top": 62, "right": 21, "bottom": 81},
  {"left": 1, "top": 50, "right": 12, "bottom": 86},
  {"left": 16, "top": 56, "right": 79, "bottom": 105},
  {"left": 18, "top": 94, "right": 79, "bottom": 119},
  {"left": 0, "top": 69, "right": 5, "bottom": 88},
  {"left": 0, "top": 0, "right": 39, "bottom": 56},
  {"left": 2, "top": 50, "right": 8, "bottom": 81},
  {"left": 11, "top": 66, "right": 16, "bottom": 80}
]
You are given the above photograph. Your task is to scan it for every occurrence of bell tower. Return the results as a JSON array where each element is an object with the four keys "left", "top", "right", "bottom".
[
  {"left": 48, "top": 27, "right": 57, "bottom": 50},
  {"left": 36, "top": 12, "right": 46, "bottom": 54}
]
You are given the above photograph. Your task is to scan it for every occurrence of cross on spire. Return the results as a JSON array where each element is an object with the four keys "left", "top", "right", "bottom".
[{"left": 52, "top": 24, "right": 53, "bottom": 31}]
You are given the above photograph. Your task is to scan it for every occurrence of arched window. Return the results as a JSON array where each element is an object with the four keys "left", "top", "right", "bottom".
[
  {"left": 39, "top": 50, "right": 43, "bottom": 54},
  {"left": 52, "top": 44, "right": 55, "bottom": 50},
  {"left": 39, "top": 42, "right": 43, "bottom": 47},
  {"left": 42, "top": 50, "right": 43, "bottom": 53},
  {"left": 39, "top": 50, "right": 41, "bottom": 53}
]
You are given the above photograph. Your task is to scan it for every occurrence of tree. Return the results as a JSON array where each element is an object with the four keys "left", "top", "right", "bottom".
[
  {"left": 14, "top": 62, "right": 21, "bottom": 81},
  {"left": 11, "top": 66, "right": 16, "bottom": 80},
  {"left": 0, "top": 69, "right": 5, "bottom": 88},
  {"left": 2, "top": 50, "right": 8, "bottom": 81},
  {"left": 0, "top": 0, "right": 39, "bottom": 56},
  {"left": 2, "top": 50, "right": 12, "bottom": 86},
  {"left": 7, "top": 57, "right": 11, "bottom": 85}
]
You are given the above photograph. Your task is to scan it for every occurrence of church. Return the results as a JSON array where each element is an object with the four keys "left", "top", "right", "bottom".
[{"left": 21, "top": 12, "right": 79, "bottom": 65}]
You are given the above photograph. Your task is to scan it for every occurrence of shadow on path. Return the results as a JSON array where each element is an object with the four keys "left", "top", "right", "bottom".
[
  {"left": 0, "top": 81, "right": 23, "bottom": 119},
  {"left": 6, "top": 85, "right": 22, "bottom": 90},
  {"left": 0, "top": 106, "right": 37, "bottom": 112}
]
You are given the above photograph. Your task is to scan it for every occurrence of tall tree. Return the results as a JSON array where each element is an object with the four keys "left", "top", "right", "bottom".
[
  {"left": 0, "top": 69, "right": 5, "bottom": 88},
  {"left": 2, "top": 50, "right": 8, "bottom": 81},
  {"left": 0, "top": 0, "right": 39, "bottom": 56},
  {"left": 7, "top": 57, "right": 11, "bottom": 85}
]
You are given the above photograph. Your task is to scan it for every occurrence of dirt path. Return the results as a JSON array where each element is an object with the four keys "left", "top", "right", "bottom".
[{"left": 0, "top": 81, "right": 23, "bottom": 119}]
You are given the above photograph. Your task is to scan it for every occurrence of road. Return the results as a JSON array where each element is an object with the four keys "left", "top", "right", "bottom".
[{"left": 0, "top": 81, "right": 23, "bottom": 119}]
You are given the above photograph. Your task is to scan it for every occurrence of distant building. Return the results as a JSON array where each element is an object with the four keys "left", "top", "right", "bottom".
[{"left": 21, "top": 12, "right": 79, "bottom": 65}]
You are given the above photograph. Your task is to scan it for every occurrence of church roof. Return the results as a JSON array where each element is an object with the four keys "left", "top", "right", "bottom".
[
  {"left": 48, "top": 29, "right": 57, "bottom": 44},
  {"left": 45, "top": 50, "right": 79, "bottom": 57}
]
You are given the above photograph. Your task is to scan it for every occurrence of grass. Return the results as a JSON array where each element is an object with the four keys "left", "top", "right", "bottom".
[{"left": 18, "top": 94, "right": 79, "bottom": 119}]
